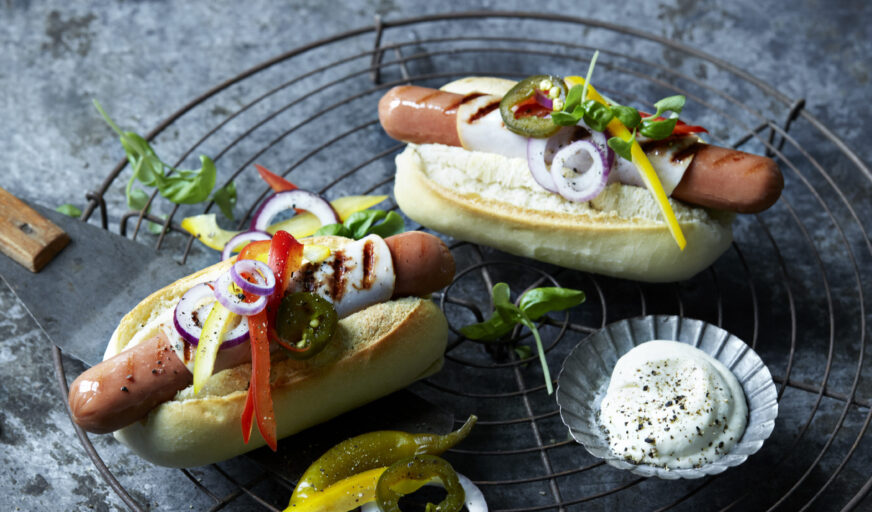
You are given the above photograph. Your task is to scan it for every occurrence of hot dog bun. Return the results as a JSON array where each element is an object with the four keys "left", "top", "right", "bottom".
[
  {"left": 105, "top": 236, "right": 448, "bottom": 467},
  {"left": 393, "top": 77, "right": 734, "bottom": 283}
]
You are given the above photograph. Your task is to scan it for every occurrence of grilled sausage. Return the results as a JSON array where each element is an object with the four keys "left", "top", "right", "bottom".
[{"left": 378, "top": 85, "right": 783, "bottom": 213}]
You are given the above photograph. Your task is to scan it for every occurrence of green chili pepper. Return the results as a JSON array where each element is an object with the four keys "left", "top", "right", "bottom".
[
  {"left": 376, "top": 455, "right": 465, "bottom": 512},
  {"left": 274, "top": 292, "right": 337, "bottom": 360},
  {"left": 499, "top": 74, "right": 566, "bottom": 138},
  {"left": 288, "top": 415, "right": 477, "bottom": 505}
]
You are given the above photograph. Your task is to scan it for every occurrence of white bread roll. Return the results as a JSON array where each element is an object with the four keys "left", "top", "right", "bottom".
[
  {"left": 393, "top": 78, "right": 734, "bottom": 283},
  {"left": 105, "top": 236, "right": 448, "bottom": 467}
]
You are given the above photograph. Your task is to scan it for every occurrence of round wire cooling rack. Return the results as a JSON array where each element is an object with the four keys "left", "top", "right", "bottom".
[{"left": 52, "top": 11, "right": 872, "bottom": 512}]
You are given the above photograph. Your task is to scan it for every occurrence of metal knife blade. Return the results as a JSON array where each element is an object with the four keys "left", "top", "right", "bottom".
[{"left": 0, "top": 203, "right": 193, "bottom": 366}]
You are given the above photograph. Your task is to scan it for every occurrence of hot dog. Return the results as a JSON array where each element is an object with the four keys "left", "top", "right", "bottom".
[
  {"left": 378, "top": 84, "right": 783, "bottom": 214},
  {"left": 67, "top": 232, "right": 454, "bottom": 467},
  {"left": 381, "top": 76, "right": 768, "bottom": 282}
]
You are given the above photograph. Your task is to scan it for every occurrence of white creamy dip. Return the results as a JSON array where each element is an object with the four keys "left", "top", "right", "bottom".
[{"left": 599, "top": 340, "right": 748, "bottom": 469}]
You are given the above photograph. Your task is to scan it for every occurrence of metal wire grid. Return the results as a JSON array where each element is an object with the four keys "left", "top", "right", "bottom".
[{"left": 51, "top": 11, "right": 872, "bottom": 511}]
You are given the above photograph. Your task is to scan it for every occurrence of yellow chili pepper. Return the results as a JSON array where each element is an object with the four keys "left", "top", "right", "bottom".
[
  {"left": 192, "top": 301, "right": 236, "bottom": 394},
  {"left": 282, "top": 468, "right": 385, "bottom": 512},
  {"left": 565, "top": 76, "right": 686, "bottom": 250}
]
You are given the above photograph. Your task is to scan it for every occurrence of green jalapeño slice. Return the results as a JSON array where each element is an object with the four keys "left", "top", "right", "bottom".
[
  {"left": 499, "top": 74, "right": 566, "bottom": 138},
  {"left": 274, "top": 292, "right": 338, "bottom": 359}
]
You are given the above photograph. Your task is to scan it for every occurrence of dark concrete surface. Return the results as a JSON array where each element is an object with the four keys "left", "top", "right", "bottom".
[{"left": 1, "top": 1, "right": 870, "bottom": 511}]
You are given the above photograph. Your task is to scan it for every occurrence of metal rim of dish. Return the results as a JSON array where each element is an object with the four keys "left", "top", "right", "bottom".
[{"left": 50, "top": 11, "right": 872, "bottom": 511}]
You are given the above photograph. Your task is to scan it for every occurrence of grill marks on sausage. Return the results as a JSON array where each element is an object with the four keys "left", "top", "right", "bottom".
[
  {"left": 468, "top": 99, "right": 500, "bottom": 123},
  {"left": 361, "top": 240, "right": 375, "bottom": 290},
  {"left": 640, "top": 136, "right": 702, "bottom": 164},
  {"left": 331, "top": 250, "right": 349, "bottom": 302}
]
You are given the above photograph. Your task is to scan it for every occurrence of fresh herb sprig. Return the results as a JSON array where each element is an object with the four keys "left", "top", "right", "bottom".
[
  {"left": 550, "top": 52, "right": 687, "bottom": 162},
  {"left": 313, "top": 209, "right": 405, "bottom": 240},
  {"left": 460, "top": 283, "right": 586, "bottom": 395},
  {"left": 94, "top": 100, "right": 237, "bottom": 220}
]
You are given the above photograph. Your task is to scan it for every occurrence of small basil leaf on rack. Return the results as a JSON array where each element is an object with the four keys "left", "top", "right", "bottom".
[
  {"left": 211, "top": 181, "right": 237, "bottom": 221},
  {"left": 147, "top": 215, "right": 169, "bottom": 235},
  {"left": 610, "top": 105, "right": 642, "bottom": 131},
  {"left": 518, "top": 287, "right": 586, "bottom": 321},
  {"left": 514, "top": 345, "right": 533, "bottom": 361},
  {"left": 56, "top": 204, "right": 82, "bottom": 218},
  {"left": 314, "top": 223, "right": 352, "bottom": 238},
  {"left": 459, "top": 315, "right": 513, "bottom": 342}
]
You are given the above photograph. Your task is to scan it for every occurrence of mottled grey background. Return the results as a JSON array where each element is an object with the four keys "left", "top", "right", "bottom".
[{"left": 1, "top": 1, "right": 870, "bottom": 511}]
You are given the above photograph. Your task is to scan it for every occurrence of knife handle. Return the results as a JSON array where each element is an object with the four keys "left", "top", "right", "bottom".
[{"left": 0, "top": 187, "right": 70, "bottom": 272}]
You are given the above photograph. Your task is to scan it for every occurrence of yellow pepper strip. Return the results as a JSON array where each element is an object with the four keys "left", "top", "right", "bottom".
[
  {"left": 283, "top": 468, "right": 385, "bottom": 512},
  {"left": 565, "top": 76, "right": 686, "bottom": 250},
  {"left": 192, "top": 301, "right": 236, "bottom": 394},
  {"left": 180, "top": 195, "right": 389, "bottom": 251},
  {"left": 302, "top": 243, "right": 331, "bottom": 263}
]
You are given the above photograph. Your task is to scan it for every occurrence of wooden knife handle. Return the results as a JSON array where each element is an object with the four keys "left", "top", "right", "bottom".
[{"left": 0, "top": 187, "right": 70, "bottom": 272}]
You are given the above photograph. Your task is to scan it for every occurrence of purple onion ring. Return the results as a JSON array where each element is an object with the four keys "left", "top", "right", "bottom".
[
  {"left": 250, "top": 189, "right": 339, "bottom": 232},
  {"left": 549, "top": 139, "right": 610, "bottom": 202},
  {"left": 230, "top": 259, "right": 275, "bottom": 297},
  {"left": 174, "top": 283, "right": 249, "bottom": 348},
  {"left": 221, "top": 230, "right": 272, "bottom": 261}
]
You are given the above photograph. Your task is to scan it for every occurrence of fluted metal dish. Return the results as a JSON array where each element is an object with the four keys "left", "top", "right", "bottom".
[{"left": 556, "top": 315, "right": 778, "bottom": 479}]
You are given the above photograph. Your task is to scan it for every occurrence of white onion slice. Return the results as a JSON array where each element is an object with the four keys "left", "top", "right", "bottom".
[
  {"left": 230, "top": 259, "right": 275, "bottom": 297},
  {"left": 250, "top": 189, "right": 339, "bottom": 232},
  {"left": 174, "top": 283, "right": 249, "bottom": 348},
  {"left": 221, "top": 230, "right": 272, "bottom": 261},
  {"left": 359, "top": 471, "right": 488, "bottom": 512},
  {"left": 214, "top": 271, "right": 267, "bottom": 316},
  {"left": 550, "top": 139, "right": 609, "bottom": 202}
]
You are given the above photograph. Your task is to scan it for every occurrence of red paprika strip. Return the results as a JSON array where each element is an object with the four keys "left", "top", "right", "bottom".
[
  {"left": 247, "top": 309, "right": 277, "bottom": 451},
  {"left": 255, "top": 163, "right": 298, "bottom": 192}
]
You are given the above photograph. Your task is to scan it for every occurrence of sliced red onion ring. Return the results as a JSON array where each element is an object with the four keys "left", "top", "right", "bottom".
[
  {"left": 550, "top": 139, "right": 610, "bottom": 202},
  {"left": 586, "top": 123, "right": 615, "bottom": 172},
  {"left": 214, "top": 271, "right": 267, "bottom": 316},
  {"left": 250, "top": 189, "right": 339, "bottom": 232},
  {"left": 359, "top": 471, "right": 487, "bottom": 512},
  {"left": 230, "top": 259, "right": 275, "bottom": 297},
  {"left": 221, "top": 230, "right": 271, "bottom": 261},
  {"left": 526, "top": 127, "right": 582, "bottom": 193},
  {"left": 174, "top": 283, "right": 249, "bottom": 348}
]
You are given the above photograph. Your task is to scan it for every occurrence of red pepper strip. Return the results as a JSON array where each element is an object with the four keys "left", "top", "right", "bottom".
[
  {"left": 255, "top": 163, "right": 298, "bottom": 192},
  {"left": 240, "top": 379, "right": 254, "bottom": 443},
  {"left": 236, "top": 239, "right": 277, "bottom": 446},
  {"left": 265, "top": 230, "right": 304, "bottom": 325},
  {"left": 639, "top": 112, "right": 708, "bottom": 135},
  {"left": 241, "top": 230, "right": 303, "bottom": 449},
  {"left": 248, "top": 309, "right": 277, "bottom": 451}
]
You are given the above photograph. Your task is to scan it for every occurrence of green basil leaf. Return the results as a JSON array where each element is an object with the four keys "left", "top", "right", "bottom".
[
  {"left": 459, "top": 314, "right": 513, "bottom": 342},
  {"left": 56, "top": 204, "right": 82, "bottom": 218},
  {"left": 563, "top": 85, "right": 585, "bottom": 112},
  {"left": 550, "top": 111, "right": 580, "bottom": 126},
  {"left": 211, "top": 181, "right": 237, "bottom": 220},
  {"left": 519, "top": 287, "right": 586, "bottom": 320},
  {"left": 158, "top": 156, "right": 216, "bottom": 204},
  {"left": 514, "top": 345, "right": 533, "bottom": 360},
  {"left": 314, "top": 223, "right": 352, "bottom": 238},
  {"left": 653, "top": 95, "right": 685, "bottom": 117},
  {"left": 491, "top": 282, "right": 511, "bottom": 309},
  {"left": 581, "top": 99, "right": 613, "bottom": 132},
  {"left": 344, "top": 209, "right": 387, "bottom": 240},
  {"left": 367, "top": 211, "right": 405, "bottom": 238},
  {"left": 608, "top": 134, "right": 635, "bottom": 161},
  {"left": 126, "top": 186, "right": 150, "bottom": 210},
  {"left": 610, "top": 105, "right": 642, "bottom": 130},
  {"left": 495, "top": 301, "right": 523, "bottom": 326},
  {"left": 640, "top": 118, "right": 678, "bottom": 140}
]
